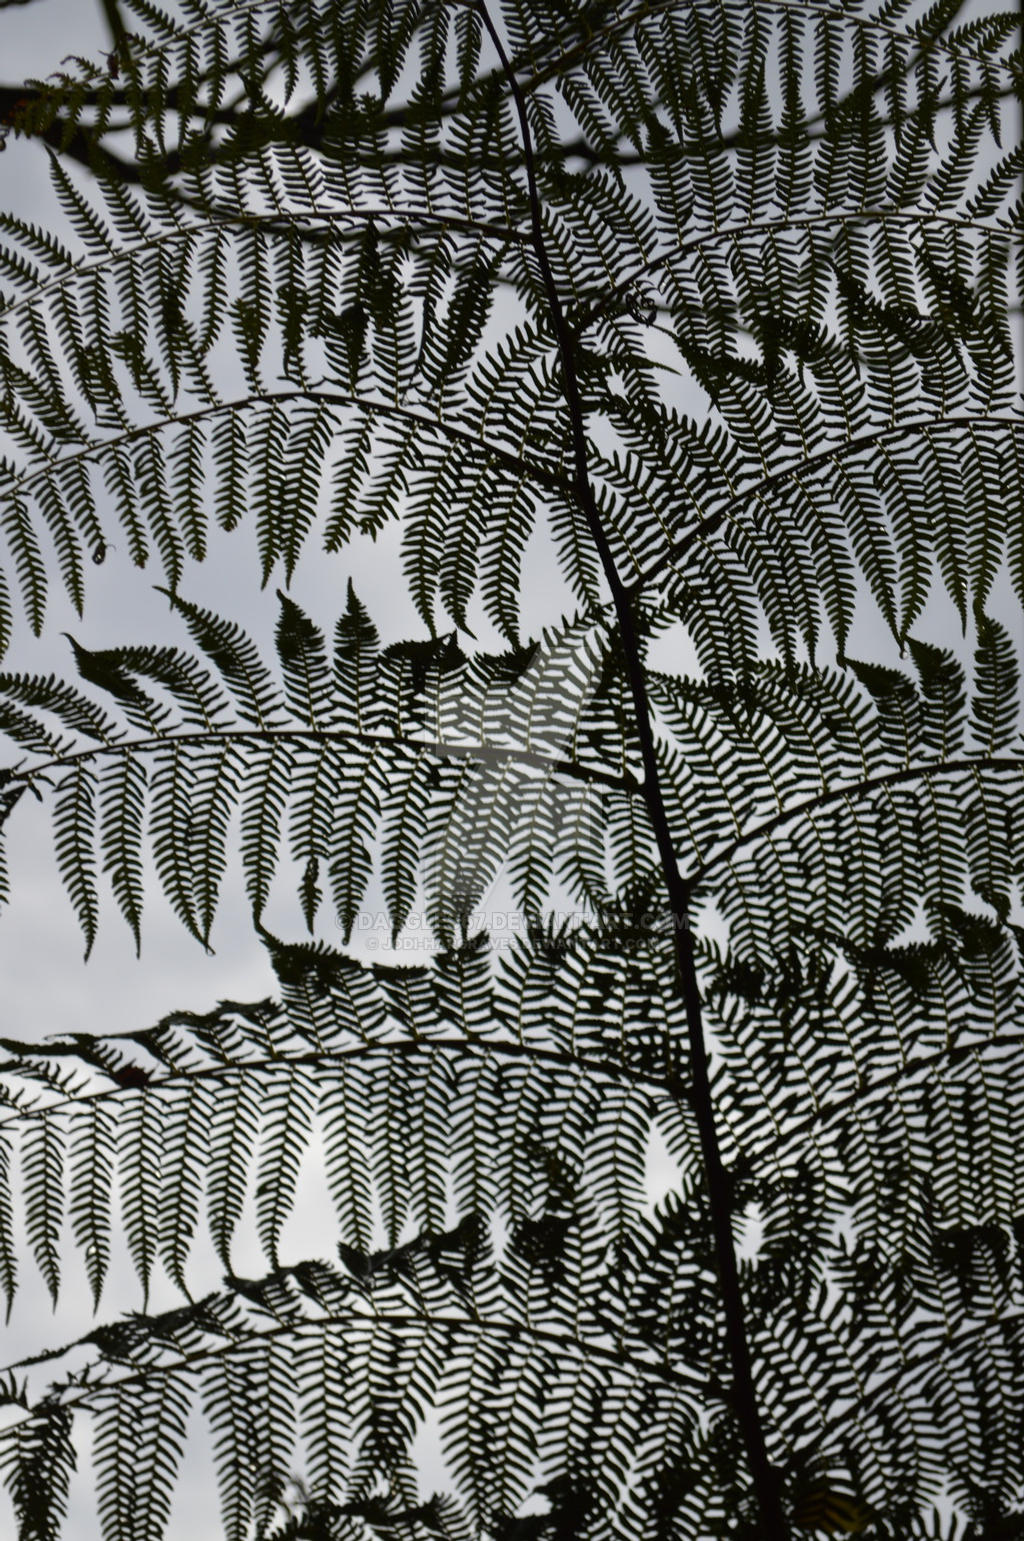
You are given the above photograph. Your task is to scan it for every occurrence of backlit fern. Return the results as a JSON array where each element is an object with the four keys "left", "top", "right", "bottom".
[{"left": 0, "top": 0, "right": 1020, "bottom": 1536}]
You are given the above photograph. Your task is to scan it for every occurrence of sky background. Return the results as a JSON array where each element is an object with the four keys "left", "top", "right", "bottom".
[
  {"left": 2, "top": 0, "right": 1010, "bottom": 1048},
  {"left": 0, "top": 0, "right": 666, "bottom": 1048}
]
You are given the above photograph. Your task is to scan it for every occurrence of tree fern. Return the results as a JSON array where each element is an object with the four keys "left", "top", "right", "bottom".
[{"left": 0, "top": 0, "right": 1020, "bottom": 1535}]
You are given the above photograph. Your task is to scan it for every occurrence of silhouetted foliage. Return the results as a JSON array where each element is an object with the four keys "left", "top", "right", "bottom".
[{"left": 0, "top": 0, "right": 1020, "bottom": 1536}]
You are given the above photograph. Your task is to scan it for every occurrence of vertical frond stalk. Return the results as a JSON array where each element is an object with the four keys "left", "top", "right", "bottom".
[{"left": 472, "top": 4, "right": 788, "bottom": 1535}]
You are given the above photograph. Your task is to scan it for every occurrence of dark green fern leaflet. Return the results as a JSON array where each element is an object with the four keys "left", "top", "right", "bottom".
[
  {"left": 0, "top": 589, "right": 1018, "bottom": 959},
  {"left": 0, "top": 0, "right": 1020, "bottom": 1537},
  {"left": 0, "top": 906, "right": 1021, "bottom": 1536},
  {"left": 0, "top": 0, "right": 1017, "bottom": 650},
  {"left": 0, "top": 589, "right": 648, "bottom": 946}
]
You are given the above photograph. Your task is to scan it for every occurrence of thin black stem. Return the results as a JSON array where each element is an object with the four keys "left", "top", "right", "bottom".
[
  {"left": 577, "top": 210, "right": 1013, "bottom": 337},
  {"left": 5, "top": 385, "right": 570, "bottom": 508},
  {"left": 98, "top": 0, "right": 129, "bottom": 59},
  {"left": 0, "top": 209, "right": 523, "bottom": 332},
  {"left": 4, "top": 0, "right": 1012, "bottom": 205},
  {"left": 793, "top": 1307, "right": 1024, "bottom": 1466},
  {"left": 740, "top": 1028, "right": 1024, "bottom": 1182},
  {"left": 473, "top": 4, "right": 787, "bottom": 1533},
  {"left": 1, "top": 1294, "right": 712, "bottom": 1426},
  {"left": 0, "top": 1033, "right": 687, "bottom": 1129},
  {"left": 13, "top": 725, "right": 637, "bottom": 799}
]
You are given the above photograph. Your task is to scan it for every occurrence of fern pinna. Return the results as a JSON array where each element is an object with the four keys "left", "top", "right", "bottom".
[{"left": 0, "top": 0, "right": 1020, "bottom": 1536}]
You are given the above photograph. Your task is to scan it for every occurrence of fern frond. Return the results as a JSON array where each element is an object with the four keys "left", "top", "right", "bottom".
[{"left": 0, "top": 0, "right": 1019, "bottom": 1534}]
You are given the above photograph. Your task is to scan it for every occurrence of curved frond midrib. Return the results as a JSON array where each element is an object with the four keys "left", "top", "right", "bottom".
[
  {"left": 11, "top": 722, "right": 638, "bottom": 794},
  {"left": 688, "top": 751, "right": 1024, "bottom": 892},
  {"left": 635, "top": 412, "right": 1024, "bottom": 596}
]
